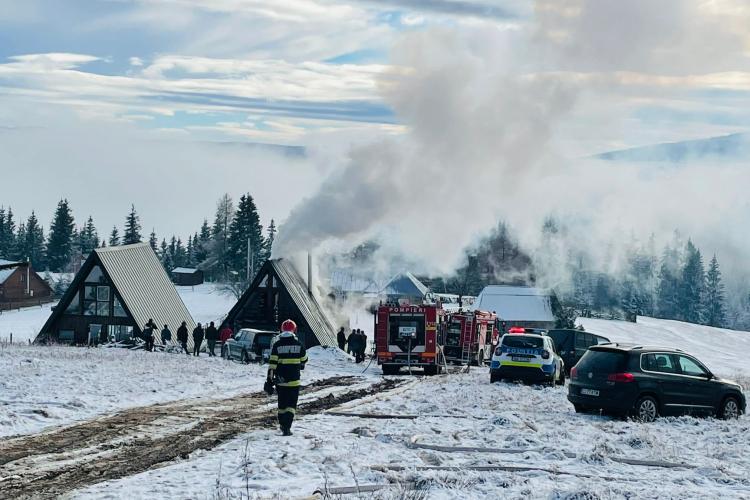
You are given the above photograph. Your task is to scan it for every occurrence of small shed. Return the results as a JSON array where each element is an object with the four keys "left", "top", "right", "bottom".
[
  {"left": 224, "top": 258, "right": 337, "bottom": 349},
  {"left": 473, "top": 285, "right": 558, "bottom": 331},
  {"left": 37, "top": 243, "right": 196, "bottom": 346},
  {"left": 0, "top": 260, "right": 53, "bottom": 310},
  {"left": 172, "top": 267, "right": 204, "bottom": 286}
]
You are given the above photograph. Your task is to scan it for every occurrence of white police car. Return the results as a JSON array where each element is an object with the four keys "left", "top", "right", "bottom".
[{"left": 490, "top": 329, "right": 565, "bottom": 386}]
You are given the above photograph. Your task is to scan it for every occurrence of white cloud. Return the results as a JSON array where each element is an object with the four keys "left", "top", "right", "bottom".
[{"left": 129, "top": 57, "right": 144, "bottom": 67}]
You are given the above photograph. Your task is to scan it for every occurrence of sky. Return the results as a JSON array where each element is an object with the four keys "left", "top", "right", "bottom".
[{"left": 1, "top": 0, "right": 750, "bottom": 274}]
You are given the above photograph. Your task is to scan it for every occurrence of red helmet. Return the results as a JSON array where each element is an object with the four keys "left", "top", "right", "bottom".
[{"left": 281, "top": 319, "right": 297, "bottom": 333}]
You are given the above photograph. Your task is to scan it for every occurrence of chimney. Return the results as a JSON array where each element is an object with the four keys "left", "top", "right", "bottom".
[{"left": 307, "top": 253, "right": 313, "bottom": 296}]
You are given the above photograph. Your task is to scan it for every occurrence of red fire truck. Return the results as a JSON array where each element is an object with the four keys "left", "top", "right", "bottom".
[
  {"left": 375, "top": 303, "right": 445, "bottom": 375},
  {"left": 442, "top": 310, "right": 499, "bottom": 365}
]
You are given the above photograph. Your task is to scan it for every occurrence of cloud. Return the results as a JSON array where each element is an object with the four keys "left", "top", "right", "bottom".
[{"left": 355, "top": 0, "right": 524, "bottom": 20}]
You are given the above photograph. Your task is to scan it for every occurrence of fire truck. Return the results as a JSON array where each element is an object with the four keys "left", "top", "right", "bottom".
[
  {"left": 442, "top": 310, "right": 499, "bottom": 365},
  {"left": 375, "top": 303, "right": 445, "bottom": 375}
]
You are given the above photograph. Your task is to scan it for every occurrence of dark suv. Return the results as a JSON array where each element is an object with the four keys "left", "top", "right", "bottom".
[
  {"left": 547, "top": 329, "right": 610, "bottom": 374},
  {"left": 568, "top": 344, "right": 745, "bottom": 422}
]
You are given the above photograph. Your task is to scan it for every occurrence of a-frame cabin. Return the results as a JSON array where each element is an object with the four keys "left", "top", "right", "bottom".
[
  {"left": 37, "top": 243, "right": 196, "bottom": 346},
  {"left": 224, "top": 259, "right": 338, "bottom": 349}
]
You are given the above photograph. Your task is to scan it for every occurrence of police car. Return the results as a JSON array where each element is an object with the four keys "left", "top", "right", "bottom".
[{"left": 490, "top": 328, "right": 565, "bottom": 386}]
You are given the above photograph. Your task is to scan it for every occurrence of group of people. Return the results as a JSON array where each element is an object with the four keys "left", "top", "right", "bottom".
[
  {"left": 141, "top": 319, "right": 233, "bottom": 356},
  {"left": 337, "top": 327, "right": 368, "bottom": 363}
]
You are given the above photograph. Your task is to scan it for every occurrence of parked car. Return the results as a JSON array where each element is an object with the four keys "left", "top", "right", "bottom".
[
  {"left": 490, "top": 332, "right": 565, "bottom": 386},
  {"left": 568, "top": 344, "right": 746, "bottom": 421},
  {"left": 222, "top": 328, "right": 275, "bottom": 363},
  {"left": 547, "top": 329, "right": 610, "bottom": 374}
]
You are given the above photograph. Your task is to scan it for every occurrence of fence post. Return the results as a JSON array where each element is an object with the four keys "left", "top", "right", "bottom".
[{"left": 10, "top": 333, "right": 12, "bottom": 344}]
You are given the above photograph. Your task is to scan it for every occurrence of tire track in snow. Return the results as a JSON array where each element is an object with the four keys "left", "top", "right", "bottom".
[{"left": 0, "top": 376, "right": 400, "bottom": 500}]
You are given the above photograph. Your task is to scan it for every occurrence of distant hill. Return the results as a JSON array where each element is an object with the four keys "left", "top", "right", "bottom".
[{"left": 596, "top": 133, "right": 750, "bottom": 162}]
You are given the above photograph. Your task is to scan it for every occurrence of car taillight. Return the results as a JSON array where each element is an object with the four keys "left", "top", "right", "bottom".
[
  {"left": 541, "top": 350, "right": 550, "bottom": 360},
  {"left": 570, "top": 367, "right": 578, "bottom": 379},
  {"left": 607, "top": 372, "right": 635, "bottom": 383}
]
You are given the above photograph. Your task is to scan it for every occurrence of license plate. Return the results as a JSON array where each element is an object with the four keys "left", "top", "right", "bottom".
[
  {"left": 581, "top": 388, "right": 599, "bottom": 396},
  {"left": 511, "top": 356, "right": 529, "bottom": 362}
]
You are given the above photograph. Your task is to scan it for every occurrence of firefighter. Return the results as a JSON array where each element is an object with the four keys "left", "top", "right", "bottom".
[{"left": 267, "top": 319, "right": 308, "bottom": 436}]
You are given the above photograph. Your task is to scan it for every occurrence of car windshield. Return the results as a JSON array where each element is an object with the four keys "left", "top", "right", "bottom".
[
  {"left": 577, "top": 350, "right": 627, "bottom": 373},
  {"left": 502, "top": 335, "right": 544, "bottom": 349}
]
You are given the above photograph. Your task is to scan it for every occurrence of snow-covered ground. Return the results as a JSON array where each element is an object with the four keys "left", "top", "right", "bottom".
[
  {"left": 74, "top": 368, "right": 750, "bottom": 500},
  {"left": 0, "top": 302, "right": 54, "bottom": 344},
  {"left": 579, "top": 316, "right": 750, "bottom": 378},
  {"left": 3, "top": 294, "right": 750, "bottom": 499}
]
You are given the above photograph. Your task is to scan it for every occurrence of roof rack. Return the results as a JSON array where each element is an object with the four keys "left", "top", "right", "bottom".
[{"left": 632, "top": 345, "right": 683, "bottom": 352}]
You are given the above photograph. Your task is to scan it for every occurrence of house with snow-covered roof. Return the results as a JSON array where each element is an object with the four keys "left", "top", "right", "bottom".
[
  {"left": 0, "top": 259, "right": 53, "bottom": 310},
  {"left": 473, "top": 285, "right": 558, "bottom": 331}
]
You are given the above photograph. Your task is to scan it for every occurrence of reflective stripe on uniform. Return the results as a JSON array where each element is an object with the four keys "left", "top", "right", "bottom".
[
  {"left": 269, "top": 354, "right": 279, "bottom": 361},
  {"left": 300, "top": 354, "right": 308, "bottom": 363},
  {"left": 277, "top": 357, "right": 305, "bottom": 364},
  {"left": 277, "top": 380, "right": 301, "bottom": 387},
  {"left": 278, "top": 407, "right": 297, "bottom": 415}
]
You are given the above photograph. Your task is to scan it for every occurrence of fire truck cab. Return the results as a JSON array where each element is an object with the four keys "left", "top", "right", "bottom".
[
  {"left": 442, "top": 310, "right": 498, "bottom": 366},
  {"left": 375, "top": 303, "right": 445, "bottom": 375}
]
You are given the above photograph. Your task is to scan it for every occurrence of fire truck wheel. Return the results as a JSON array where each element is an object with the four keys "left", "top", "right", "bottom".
[{"left": 382, "top": 364, "right": 400, "bottom": 376}]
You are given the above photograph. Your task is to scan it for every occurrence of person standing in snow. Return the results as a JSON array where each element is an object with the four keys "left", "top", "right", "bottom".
[
  {"left": 143, "top": 319, "right": 157, "bottom": 352},
  {"left": 337, "top": 326, "right": 347, "bottom": 351},
  {"left": 219, "top": 323, "right": 233, "bottom": 348},
  {"left": 192, "top": 323, "right": 205, "bottom": 356},
  {"left": 177, "top": 321, "right": 189, "bottom": 355},
  {"left": 267, "top": 319, "right": 307, "bottom": 436},
  {"left": 205, "top": 321, "right": 219, "bottom": 357},
  {"left": 161, "top": 324, "right": 172, "bottom": 346},
  {"left": 347, "top": 328, "right": 356, "bottom": 356},
  {"left": 355, "top": 329, "right": 367, "bottom": 363}
]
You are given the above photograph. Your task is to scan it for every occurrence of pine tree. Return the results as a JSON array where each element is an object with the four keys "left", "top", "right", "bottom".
[
  {"left": 186, "top": 235, "right": 196, "bottom": 268},
  {"left": 79, "top": 216, "right": 98, "bottom": 256},
  {"left": 194, "top": 220, "right": 211, "bottom": 265},
  {"left": 703, "top": 254, "right": 726, "bottom": 328},
  {"left": 228, "top": 193, "right": 265, "bottom": 280},
  {"left": 13, "top": 222, "right": 26, "bottom": 261},
  {"left": 123, "top": 204, "right": 142, "bottom": 244},
  {"left": 46, "top": 200, "right": 76, "bottom": 272},
  {"left": 23, "top": 211, "right": 46, "bottom": 268},
  {"left": 0, "top": 207, "right": 17, "bottom": 259},
  {"left": 149, "top": 230, "right": 158, "bottom": 253},
  {"left": 160, "top": 238, "right": 173, "bottom": 272},
  {"left": 109, "top": 226, "right": 120, "bottom": 246},
  {"left": 174, "top": 237, "right": 186, "bottom": 268},
  {"left": 678, "top": 240, "right": 705, "bottom": 324},
  {"left": 656, "top": 244, "right": 680, "bottom": 320},
  {"left": 208, "top": 194, "right": 234, "bottom": 280},
  {"left": 265, "top": 219, "right": 277, "bottom": 259}
]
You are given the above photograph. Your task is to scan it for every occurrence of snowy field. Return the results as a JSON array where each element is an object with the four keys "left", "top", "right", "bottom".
[
  {"left": 2, "top": 293, "right": 750, "bottom": 499},
  {"left": 579, "top": 316, "right": 750, "bottom": 379}
]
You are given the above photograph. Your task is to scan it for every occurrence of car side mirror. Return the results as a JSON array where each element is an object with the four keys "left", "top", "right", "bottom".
[{"left": 705, "top": 372, "right": 713, "bottom": 380}]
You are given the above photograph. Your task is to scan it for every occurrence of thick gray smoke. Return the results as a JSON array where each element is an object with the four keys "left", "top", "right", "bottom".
[
  {"left": 275, "top": 0, "right": 750, "bottom": 295},
  {"left": 274, "top": 28, "right": 576, "bottom": 272}
]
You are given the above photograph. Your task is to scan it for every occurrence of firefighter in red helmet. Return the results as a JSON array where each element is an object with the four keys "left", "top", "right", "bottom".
[{"left": 266, "top": 319, "right": 308, "bottom": 436}]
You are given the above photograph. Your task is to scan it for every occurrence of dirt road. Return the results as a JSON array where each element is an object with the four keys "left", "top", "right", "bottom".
[{"left": 0, "top": 376, "right": 399, "bottom": 499}]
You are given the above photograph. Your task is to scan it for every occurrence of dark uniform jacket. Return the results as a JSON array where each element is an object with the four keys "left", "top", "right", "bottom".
[
  {"left": 192, "top": 326, "right": 205, "bottom": 342},
  {"left": 269, "top": 333, "right": 308, "bottom": 387},
  {"left": 205, "top": 325, "right": 218, "bottom": 340},
  {"left": 177, "top": 325, "right": 188, "bottom": 343}
]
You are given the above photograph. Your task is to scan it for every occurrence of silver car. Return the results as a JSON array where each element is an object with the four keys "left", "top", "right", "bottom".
[{"left": 221, "top": 328, "right": 275, "bottom": 363}]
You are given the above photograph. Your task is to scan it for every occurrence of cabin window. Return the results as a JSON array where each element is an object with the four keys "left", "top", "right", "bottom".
[
  {"left": 85, "top": 266, "right": 107, "bottom": 284},
  {"left": 84, "top": 285, "right": 111, "bottom": 317},
  {"left": 113, "top": 296, "right": 127, "bottom": 317},
  {"left": 110, "top": 325, "right": 133, "bottom": 342}
]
